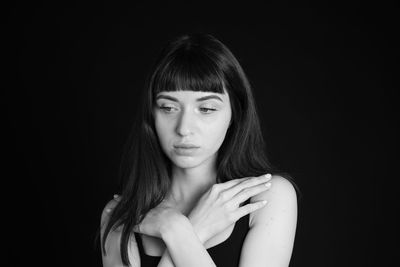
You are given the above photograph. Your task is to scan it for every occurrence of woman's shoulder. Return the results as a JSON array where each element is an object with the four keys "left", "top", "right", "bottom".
[
  {"left": 100, "top": 195, "right": 122, "bottom": 230},
  {"left": 249, "top": 174, "right": 297, "bottom": 226},
  {"left": 100, "top": 195, "right": 141, "bottom": 267},
  {"left": 251, "top": 174, "right": 296, "bottom": 198},
  {"left": 272, "top": 174, "right": 297, "bottom": 192}
]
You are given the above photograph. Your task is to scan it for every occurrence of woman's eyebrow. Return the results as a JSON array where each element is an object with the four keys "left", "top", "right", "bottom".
[
  {"left": 156, "top": 95, "right": 179, "bottom": 102},
  {"left": 155, "top": 95, "right": 224, "bottom": 102},
  {"left": 196, "top": 95, "right": 223, "bottom": 102}
]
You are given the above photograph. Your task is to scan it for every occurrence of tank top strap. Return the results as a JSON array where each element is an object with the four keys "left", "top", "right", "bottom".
[{"left": 133, "top": 232, "right": 145, "bottom": 255}]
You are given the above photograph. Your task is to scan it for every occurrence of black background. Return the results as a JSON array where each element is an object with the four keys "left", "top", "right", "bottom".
[{"left": 5, "top": 4, "right": 398, "bottom": 267}]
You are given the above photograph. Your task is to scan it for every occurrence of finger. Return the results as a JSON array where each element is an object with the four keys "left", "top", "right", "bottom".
[
  {"left": 230, "top": 182, "right": 272, "bottom": 207},
  {"left": 105, "top": 208, "right": 113, "bottom": 213},
  {"left": 222, "top": 173, "right": 272, "bottom": 199},
  {"left": 217, "top": 177, "right": 248, "bottom": 190},
  {"left": 232, "top": 200, "right": 268, "bottom": 221}
]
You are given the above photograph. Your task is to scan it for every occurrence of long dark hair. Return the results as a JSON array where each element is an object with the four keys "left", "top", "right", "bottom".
[{"left": 101, "top": 33, "right": 281, "bottom": 266}]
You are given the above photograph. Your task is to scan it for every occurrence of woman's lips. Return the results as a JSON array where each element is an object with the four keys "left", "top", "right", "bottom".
[
  {"left": 173, "top": 144, "right": 200, "bottom": 155},
  {"left": 174, "top": 144, "right": 199, "bottom": 149}
]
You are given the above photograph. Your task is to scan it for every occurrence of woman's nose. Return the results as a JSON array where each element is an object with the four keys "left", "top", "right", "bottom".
[{"left": 176, "top": 109, "right": 194, "bottom": 136}]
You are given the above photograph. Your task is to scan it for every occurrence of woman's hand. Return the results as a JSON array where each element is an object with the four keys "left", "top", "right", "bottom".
[
  {"left": 133, "top": 202, "right": 187, "bottom": 239},
  {"left": 187, "top": 174, "right": 272, "bottom": 245},
  {"left": 106, "top": 194, "right": 187, "bottom": 239}
]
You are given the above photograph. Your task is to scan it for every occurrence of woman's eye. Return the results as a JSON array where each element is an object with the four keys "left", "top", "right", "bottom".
[
  {"left": 159, "top": 106, "right": 178, "bottom": 113},
  {"left": 199, "top": 107, "right": 217, "bottom": 114}
]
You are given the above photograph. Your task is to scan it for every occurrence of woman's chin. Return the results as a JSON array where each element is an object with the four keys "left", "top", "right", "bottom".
[{"left": 170, "top": 156, "right": 201, "bottom": 169}]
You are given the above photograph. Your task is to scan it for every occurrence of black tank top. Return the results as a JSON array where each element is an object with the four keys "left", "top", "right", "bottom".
[{"left": 134, "top": 214, "right": 250, "bottom": 267}]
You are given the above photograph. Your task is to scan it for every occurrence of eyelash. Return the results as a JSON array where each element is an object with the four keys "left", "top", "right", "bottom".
[
  {"left": 158, "top": 106, "right": 217, "bottom": 114},
  {"left": 159, "top": 106, "right": 176, "bottom": 112},
  {"left": 199, "top": 107, "right": 217, "bottom": 114}
]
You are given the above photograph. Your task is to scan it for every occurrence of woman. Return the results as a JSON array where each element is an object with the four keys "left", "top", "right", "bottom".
[{"left": 100, "top": 34, "right": 297, "bottom": 267}]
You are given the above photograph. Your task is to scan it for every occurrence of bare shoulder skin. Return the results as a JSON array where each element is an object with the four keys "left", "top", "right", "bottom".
[
  {"left": 100, "top": 197, "right": 141, "bottom": 267},
  {"left": 241, "top": 175, "right": 298, "bottom": 267}
]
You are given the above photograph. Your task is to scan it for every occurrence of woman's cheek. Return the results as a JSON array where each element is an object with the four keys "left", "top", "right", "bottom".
[
  {"left": 155, "top": 119, "right": 172, "bottom": 150},
  {"left": 206, "top": 120, "right": 229, "bottom": 148}
]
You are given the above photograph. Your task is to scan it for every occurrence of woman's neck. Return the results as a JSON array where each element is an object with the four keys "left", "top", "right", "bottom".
[{"left": 167, "top": 164, "right": 217, "bottom": 215}]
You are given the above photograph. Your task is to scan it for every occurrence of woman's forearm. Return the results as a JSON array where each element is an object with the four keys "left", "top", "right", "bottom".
[
  {"left": 157, "top": 217, "right": 211, "bottom": 267},
  {"left": 159, "top": 215, "right": 215, "bottom": 267}
]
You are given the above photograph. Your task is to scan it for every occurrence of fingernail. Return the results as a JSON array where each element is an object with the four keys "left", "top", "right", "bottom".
[
  {"left": 113, "top": 194, "right": 119, "bottom": 199},
  {"left": 265, "top": 182, "right": 272, "bottom": 187},
  {"left": 265, "top": 173, "right": 272, "bottom": 179}
]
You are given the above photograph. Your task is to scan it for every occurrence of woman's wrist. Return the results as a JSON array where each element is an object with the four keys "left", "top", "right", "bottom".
[
  {"left": 160, "top": 215, "right": 216, "bottom": 267},
  {"left": 160, "top": 213, "right": 191, "bottom": 241},
  {"left": 188, "top": 219, "right": 209, "bottom": 245}
]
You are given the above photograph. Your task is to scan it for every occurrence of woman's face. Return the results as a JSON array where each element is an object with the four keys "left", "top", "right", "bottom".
[{"left": 154, "top": 90, "right": 232, "bottom": 170}]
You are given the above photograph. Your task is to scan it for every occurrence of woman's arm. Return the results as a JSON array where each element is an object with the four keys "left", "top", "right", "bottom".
[
  {"left": 100, "top": 197, "right": 211, "bottom": 267},
  {"left": 100, "top": 198, "right": 141, "bottom": 267},
  {"left": 239, "top": 175, "right": 298, "bottom": 267},
  {"left": 158, "top": 214, "right": 216, "bottom": 267},
  {"left": 156, "top": 175, "right": 273, "bottom": 267},
  {"left": 98, "top": 196, "right": 218, "bottom": 267}
]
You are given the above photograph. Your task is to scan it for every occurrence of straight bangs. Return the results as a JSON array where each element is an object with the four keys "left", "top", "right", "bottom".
[{"left": 151, "top": 51, "right": 226, "bottom": 95}]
